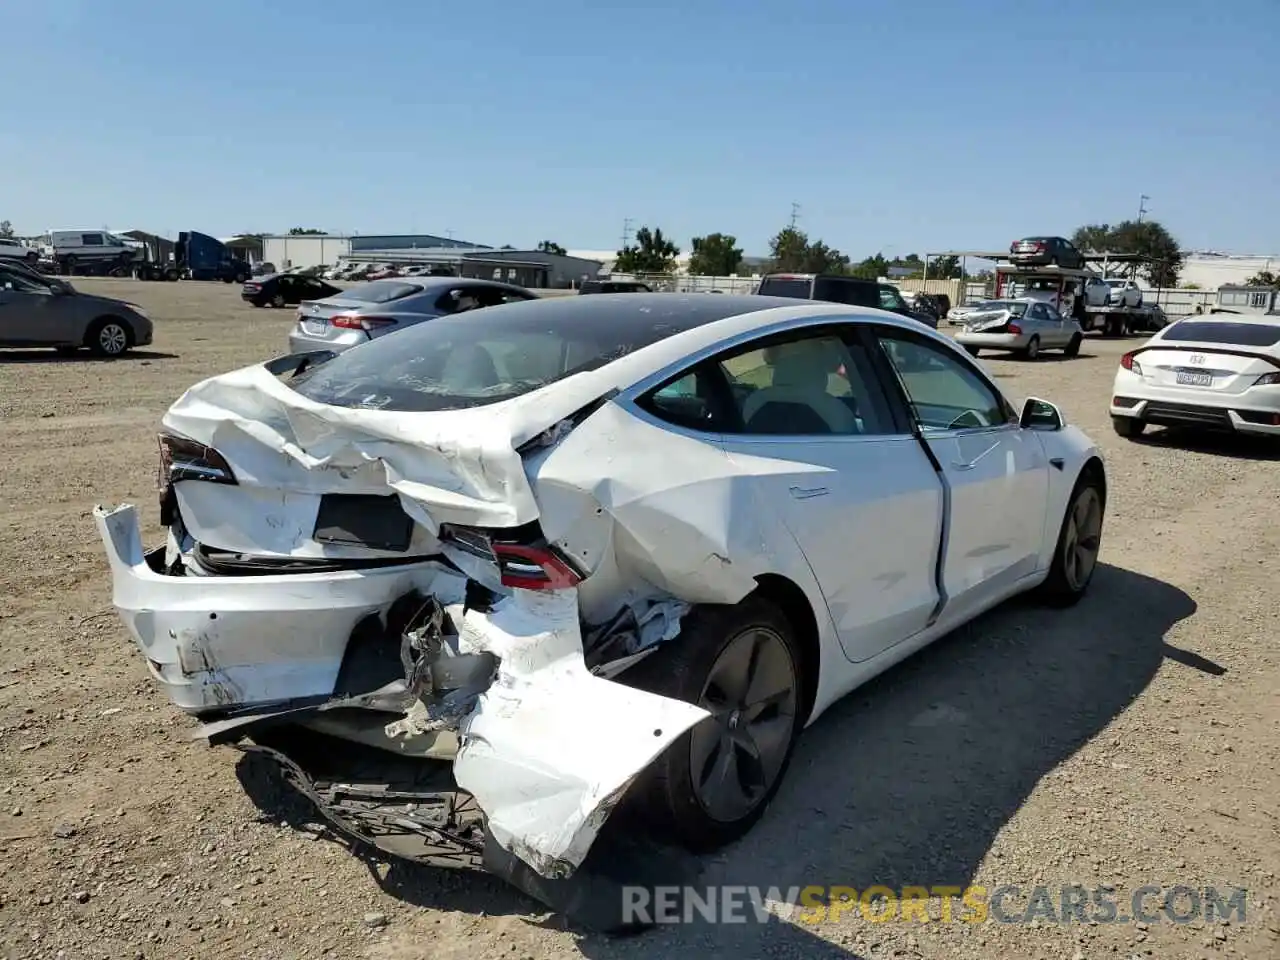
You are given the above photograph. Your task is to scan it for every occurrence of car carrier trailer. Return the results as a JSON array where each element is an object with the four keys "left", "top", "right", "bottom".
[{"left": 925, "top": 247, "right": 1176, "bottom": 337}]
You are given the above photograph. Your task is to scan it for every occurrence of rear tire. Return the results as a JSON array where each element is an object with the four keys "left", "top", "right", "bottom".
[
  {"left": 271, "top": 293, "right": 285, "bottom": 308},
  {"left": 1111, "top": 415, "right": 1145, "bottom": 439},
  {"left": 1036, "top": 468, "right": 1105, "bottom": 607},
  {"left": 1064, "top": 334, "right": 1082, "bottom": 358},
  {"left": 617, "top": 597, "right": 805, "bottom": 852},
  {"left": 1023, "top": 335, "right": 1041, "bottom": 360}
]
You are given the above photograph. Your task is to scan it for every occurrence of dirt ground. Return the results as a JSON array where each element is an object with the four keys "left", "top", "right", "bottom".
[{"left": 1, "top": 280, "right": 1277, "bottom": 960}]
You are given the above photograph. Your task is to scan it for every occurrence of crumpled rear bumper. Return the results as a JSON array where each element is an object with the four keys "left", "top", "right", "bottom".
[
  {"left": 93, "top": 503, "right": 712, "bottom": 889},
  {"left": 94, "top": 502, "right": 446, "bottom": 714}
]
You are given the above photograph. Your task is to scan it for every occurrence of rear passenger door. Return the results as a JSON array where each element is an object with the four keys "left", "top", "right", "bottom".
[
  {"left": 871, "top": 327, "right": 1050, "bottom": 624},
  {"left": 641, "top": 324, "right": 945, "bottom": 664}
]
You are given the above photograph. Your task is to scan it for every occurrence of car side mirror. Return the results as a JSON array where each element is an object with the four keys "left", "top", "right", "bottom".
[
  {"left": 1020, "top": 396, "right": 1064, "bottom": 430},
  {"left": 50, "top": 280, "right": 73, "bottom": 296}
]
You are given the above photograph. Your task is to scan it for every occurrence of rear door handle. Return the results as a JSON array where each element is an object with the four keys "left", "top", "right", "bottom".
[{"left": 789, "top": 485, "right": 829, "bottom": 499}]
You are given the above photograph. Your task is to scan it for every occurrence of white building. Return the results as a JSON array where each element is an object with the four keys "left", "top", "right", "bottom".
[{"left": 1177, "top": 252, "right": 1277, "bottom": 289}]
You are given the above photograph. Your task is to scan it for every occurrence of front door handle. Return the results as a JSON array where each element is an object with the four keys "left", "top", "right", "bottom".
[{"left": 789, "top": 485, "right": 829, "bottom": 499}]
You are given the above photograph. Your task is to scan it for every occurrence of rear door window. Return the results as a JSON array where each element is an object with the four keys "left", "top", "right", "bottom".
[
  {"left": 1160, "top": 321, "right": 1280, "bottom": 347},
  {"left": 757, "top": 277, "right": 815, "bottom": 299},
  {"left": 340, "top": 280, "right": 425, "bottom": 303},
  {"left": 878, "top": 286, "right": 908, "bottom": 311}
]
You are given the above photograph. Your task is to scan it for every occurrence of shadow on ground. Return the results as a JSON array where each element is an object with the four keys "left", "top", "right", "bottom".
[
  {"left": 0, "top": 349, "right": 179, "bottom": 364},
  {"left": 236, "top": 561, "right": 1199, "bottom": 959},
  {"left": 1132, "top": 426, "right": 1280, "bottom": 462}
]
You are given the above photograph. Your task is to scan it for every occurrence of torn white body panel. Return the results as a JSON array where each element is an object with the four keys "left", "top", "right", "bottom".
[
  {"left": 443, "top": 589, "right": 711, "bottom": 875},
  {"left": 94, "top": 502, "right": 712, "bottom": 878},
  {"left": 161, "top": 360, "right": 619, "bottom": 540}
]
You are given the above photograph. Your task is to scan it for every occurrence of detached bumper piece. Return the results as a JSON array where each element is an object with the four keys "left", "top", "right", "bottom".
[
  {"left": 239, "top": 741, "right": 486, "bottom": 869},
  {"left": 240, "top": 733, "right": 705, "bottom": 933}
]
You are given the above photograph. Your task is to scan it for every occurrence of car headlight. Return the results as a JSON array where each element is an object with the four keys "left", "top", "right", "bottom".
[{"left": 1254, "top": 372, "right": 1280, "bottom": 386}]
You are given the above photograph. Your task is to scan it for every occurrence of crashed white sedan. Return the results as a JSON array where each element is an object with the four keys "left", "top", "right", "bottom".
[{"left": 95, "top": 294, "right": 1106, "bottom": 905}]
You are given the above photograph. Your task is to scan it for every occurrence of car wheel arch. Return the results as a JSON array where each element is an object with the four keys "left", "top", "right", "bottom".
[
  {"left": 1078, "top": 455, "right": 1107, "bottom": 509},
  {"left": 749, "top": 572, "right": 821, "bottom": 725}
]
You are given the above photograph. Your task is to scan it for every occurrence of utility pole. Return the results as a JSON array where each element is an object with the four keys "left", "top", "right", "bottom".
[
  {"left": 789, "top": 202, "right": 801, "bottom": 230},
  {"left": 1137, "top": 194, "right": 1150, "bottom": 223},
  {"left": 621, "top": 218, "right": 634, "bottom": 249}
]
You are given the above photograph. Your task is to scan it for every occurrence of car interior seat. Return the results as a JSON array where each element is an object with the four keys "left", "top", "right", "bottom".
[{"left": 739, "top": 339, "right": 859, "bottom": 435}]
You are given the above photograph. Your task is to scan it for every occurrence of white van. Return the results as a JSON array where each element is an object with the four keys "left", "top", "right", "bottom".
[{"left": 42, "top": 230, "right": 139, "bottom": 273}]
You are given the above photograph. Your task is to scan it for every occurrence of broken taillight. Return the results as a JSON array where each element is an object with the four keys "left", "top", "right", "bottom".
[
  {"left": 157, "top": 433, "right": 238, "bottom": 488},
  {"left": 491, "top": 543, "right": 582, "bottom": 591}
]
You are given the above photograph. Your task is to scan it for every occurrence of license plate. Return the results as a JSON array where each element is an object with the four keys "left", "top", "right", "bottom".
[
  {"left": 302, "top": 319, "right": 326, "bottom": 334},
  {"left": 1176, "top": 370, "right": 1213, "bottom": 387}
]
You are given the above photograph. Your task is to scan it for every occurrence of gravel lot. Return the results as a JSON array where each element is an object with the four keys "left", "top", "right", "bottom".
[{"left": 1, "top": 279, "right": 1277, "bottom": 960}]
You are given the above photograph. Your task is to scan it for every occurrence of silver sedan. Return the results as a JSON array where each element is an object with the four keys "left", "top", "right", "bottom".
[
  {"left": 954, "top": 298, "right": 1084, "bottom": 360},
  {"left": 287, "top": 277, "right": 539, "bottom": 356}
]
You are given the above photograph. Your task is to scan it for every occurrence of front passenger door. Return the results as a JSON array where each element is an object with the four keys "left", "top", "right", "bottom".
[{"left": 873, "top": 329, "right": 1050, "bottom": 624}]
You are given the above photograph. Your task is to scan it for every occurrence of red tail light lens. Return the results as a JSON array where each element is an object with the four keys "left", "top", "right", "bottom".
[
  {"left": 1007, "top": 322, "right": 1022, "bottom": 335},
  {"left": 492, "top": 543, "right": 582, "bottom": 591},
  {"left": 1120, "top": 352, "right": 1136, "bottom": 370},
  {"left": 330, "top": 314, "right": 397, "bottom": 331}
]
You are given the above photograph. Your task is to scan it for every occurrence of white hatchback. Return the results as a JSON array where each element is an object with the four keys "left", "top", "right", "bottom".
[{"left": 1110, "top": 315, "right": 1280, "bottom": 438}]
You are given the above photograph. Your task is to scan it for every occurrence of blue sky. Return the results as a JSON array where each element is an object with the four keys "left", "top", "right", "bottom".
[{"left": 2, "top": 0, "right": 1275, "bottom": 257}]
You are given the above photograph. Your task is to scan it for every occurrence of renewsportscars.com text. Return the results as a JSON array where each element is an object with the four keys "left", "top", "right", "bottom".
[{"left": 621, "top": 884, "right": 1249, "bottom": 925}]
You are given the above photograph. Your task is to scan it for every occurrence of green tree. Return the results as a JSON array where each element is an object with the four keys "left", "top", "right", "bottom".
[
  {"left": 767, "top": 227, "right": 850, "bottom": 274},
  {"left": 928, "top": 254, "right": 962, "bottom": 279},
  {"left": 288, "top": 227, "right": 326, "bottom": 235},
  {"left": 687, "top": 232, "right": 744, "bottom": 276},
  {"left": 849, "top": 252, "right": 889, "bottom": 279},
  {"left": 1244, "top": 270, "right": 1277, "bottom": 286},
  {"left": 614, "top": 225, "right": 680, "bottom": 274},
  {"left": 537, "top": 240, "right": 567, "bottom": 255},
  {"left": 0, "top": 220, "right": 13, "bottom": 238},
  {"left": 1071, "top": 220, "right": 1183, "bottom": 287}
]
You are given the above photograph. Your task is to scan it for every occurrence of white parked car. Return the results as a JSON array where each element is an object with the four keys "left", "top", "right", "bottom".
[
  {"left": 94, "top": 294, "right": 1106, "bottom": 910},
  {"left": 954, "top": 298, "right": 1085, "bottom": 360},
  {"left": 1105, "top": 279, "right": 1143, "bottom": 308},
  {"left": 1110, "top": 315, "right": 1280, "bottom": 438},
  {"left": 1082, "top": 276, "right": 1112, "bottom": 307}
]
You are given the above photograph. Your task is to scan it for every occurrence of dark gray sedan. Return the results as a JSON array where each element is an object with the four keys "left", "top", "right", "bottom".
[
  {"left": 0, "top": 263, "right": 153, "bottom": 356},
  {"left": 287, "top": 277, "right": 539, "bottom": 355}
]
